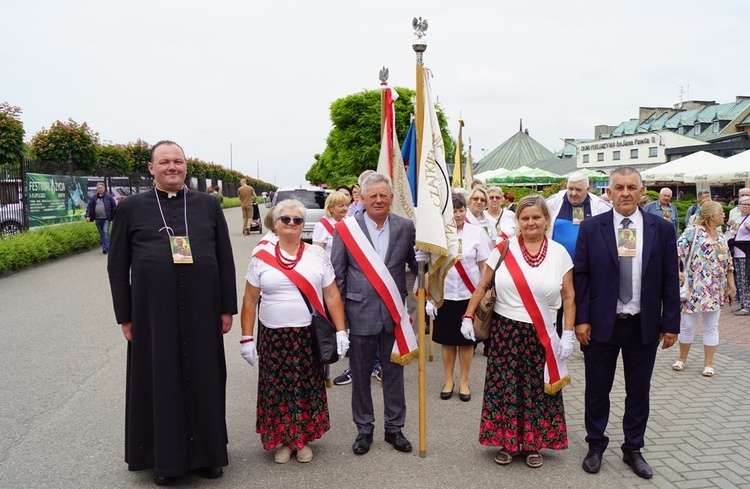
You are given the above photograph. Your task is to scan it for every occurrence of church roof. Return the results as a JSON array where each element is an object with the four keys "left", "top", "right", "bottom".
[{"left": 473, "top": 124, "right": 557, "bottom": 173}]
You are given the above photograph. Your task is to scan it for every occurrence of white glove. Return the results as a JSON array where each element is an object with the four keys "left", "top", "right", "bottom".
[
  {"left": 414, "top": 248, "right": 431, "bottom": 263},
  {"left": 425, "top": 301, "right": 438, "bottom": 320},
  {"left": 240, "top": 336, "right": 258, "bottom": 366},
  {"left": 460, "top": 317, "right": 476, "bottom": 341},
  {"left": 336, "top": 330, "right": 350, "bottom": 358},
  {"left": 558, "top": 330, "right": 574, "bottom": 360}
]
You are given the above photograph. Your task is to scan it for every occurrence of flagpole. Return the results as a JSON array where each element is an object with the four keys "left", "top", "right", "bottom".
[
  {"left": 412, "top": 16, "right": 428, "bottom": 459},
  {"left": 379, "top": 67, "right": 388, "bottom": 140}
]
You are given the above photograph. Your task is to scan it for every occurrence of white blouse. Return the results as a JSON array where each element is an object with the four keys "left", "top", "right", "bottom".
[
  {"left": 443, "top": 223, "right": 492, "bottom": 300},
  {"left": 484, "top": 209, "right": 517, "bottom": 244},
  {"left": 487, "top": 237, "right": 572, "bottom": 324},
  {"left": 246, "top": 245, "right": 335, "bottom": 328},
  {"left": 312, "top": 216, "right": 337, "bottom": 258}
]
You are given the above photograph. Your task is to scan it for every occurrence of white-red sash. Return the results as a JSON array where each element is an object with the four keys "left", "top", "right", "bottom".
[
  {"left": 503, "top": 242, "right": 570, "bottom": 394},
  {"left": 335, "top": 217, "right": 418, "bottom": 365},
  {"left": 454, "top": 261, "right": 476, "bottom": 293},
  {"left": 254, "top": 241, "right": 328, "bottom": 318},
  {"left": 318, "top": 217, "right": 335, "bottom": 236}
]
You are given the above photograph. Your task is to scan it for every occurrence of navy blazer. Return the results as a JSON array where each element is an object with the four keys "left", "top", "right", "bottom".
[{"left": 573, "top": 209, "right": 680, "bottom": 345}]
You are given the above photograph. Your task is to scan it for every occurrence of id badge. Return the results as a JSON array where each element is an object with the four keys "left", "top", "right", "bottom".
[
  {"left": 617, "top": 228, "right": 636, "bottom": 257},
  {"left": 572, "top": 207, "right": 584, "bottom": 225},
  {"left": 170, "top": 236, "right": 193, "bottom": 264}
]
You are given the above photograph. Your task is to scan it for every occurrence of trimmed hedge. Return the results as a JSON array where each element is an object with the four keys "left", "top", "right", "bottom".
[
  {"left": 0, "top": 199, "right": 243, "bottom": 275},
  {"left": 0, "top": 221, "right": 101, "bottom": 274}
]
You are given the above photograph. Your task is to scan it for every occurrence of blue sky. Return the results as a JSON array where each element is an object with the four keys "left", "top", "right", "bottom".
[{"left": 2, "top": 0, "right": 748, "bottom": 187}]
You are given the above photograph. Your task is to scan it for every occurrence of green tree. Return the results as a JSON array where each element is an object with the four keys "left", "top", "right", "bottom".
[
  {"left": 121, "top": 139, "right": 151, "bottom": 173},
  {"left": 29, "top": 119, "right": 100, "bottom": 172},
  {"left": 0, "top": 102, "right": 25, "bottom": 166},
  {"left": 306, "top": 87, "right": 453, "bottom": 187},
  {"left": 99, "top": 144, "right": 133, "bottom": 175}
]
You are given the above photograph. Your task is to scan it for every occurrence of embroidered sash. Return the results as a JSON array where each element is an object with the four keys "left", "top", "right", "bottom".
[
  {"left": 335, "top": 217, "right": 418, "bottom": 365},
  {"left": 254, "top": 242, "right": 328, "bottom": 318},
  {"left": 319, "top": 217, "right": 335, "bottom": 236},
  {"left": 503, "top": 242, "right": 571, "bottom": 394}
]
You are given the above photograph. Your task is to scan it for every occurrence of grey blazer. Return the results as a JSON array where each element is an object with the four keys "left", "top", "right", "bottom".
[{"left": 330, "top": 213, "right": 417, "bottom": 335}]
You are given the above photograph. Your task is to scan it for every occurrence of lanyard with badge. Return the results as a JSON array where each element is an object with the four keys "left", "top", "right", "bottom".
[{"left": 155, "top": 186, "right": 193, "bottom": 264}]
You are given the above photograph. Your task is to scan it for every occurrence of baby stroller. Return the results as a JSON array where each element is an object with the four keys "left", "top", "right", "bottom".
[{"left": 249, "top": 202, "right": 262, "bottom": 233}]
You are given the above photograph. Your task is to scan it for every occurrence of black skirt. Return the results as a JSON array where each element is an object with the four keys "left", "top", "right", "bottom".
[{"left": 432, "top": 299, "right": 473, "bottom": 346}]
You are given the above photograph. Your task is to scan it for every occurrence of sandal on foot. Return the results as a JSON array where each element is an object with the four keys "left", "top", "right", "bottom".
[
  {"left": 525, "top": 451, "right": 543, "bottom": 468},
  {"left": 672, "top": 360, "right": 685, "bottom": 371},
  {"left": 494, "top": 450, "right": 514, "bottom": 465},
  {"left": 702, "top": 366, "right": 714, "bottom": 377}
]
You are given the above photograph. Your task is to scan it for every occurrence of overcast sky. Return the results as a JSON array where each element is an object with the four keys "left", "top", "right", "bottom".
[{"left": 2, "top": 0, "right": 748, "bottom": 187}]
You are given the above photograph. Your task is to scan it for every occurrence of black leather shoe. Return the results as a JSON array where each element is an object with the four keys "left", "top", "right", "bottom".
[
  {"left": 352, "top": 433, "right": 373, "bottom": 455},
  {"left": 623, "top": 450, "right": 652, "bottom": 479},
  {"left": 440, "top": 390, "right": 453, "bottom": 400},
  {"left": 152, "top": 474, "right": 177, "bottom": 485},
  {"left": 459, "top": 392, "right": 471, "bottom": 402},
  {"left": 194, "top": 466, "right": 223, "bottom": 479},
  {"left": 384, "top": 431, "right": 412, "bottom": 452},
  {"left": 582, "top": 450, "right": 603, "bottom": 473}
]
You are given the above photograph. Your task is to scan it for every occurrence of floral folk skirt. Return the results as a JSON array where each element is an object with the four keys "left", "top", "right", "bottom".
[
  {"left": 256, "top": 325, "right": 330, "bottom": 450},
  {"left": 478, "top": 314, "right": 568, "bottom": 452}
]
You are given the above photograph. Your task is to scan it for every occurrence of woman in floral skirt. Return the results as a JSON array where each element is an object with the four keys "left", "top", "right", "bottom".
[
  {"left": 239, "top": 199, "right": 349, "bottom": 464},
  {"left": 461, "top": 195, "right": 576, "bottom": 468}
]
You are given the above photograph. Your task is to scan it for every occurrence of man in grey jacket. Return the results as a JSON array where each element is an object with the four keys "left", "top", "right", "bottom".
[{"left": 330, "top": 172, "right": 418, "bottom": 456}]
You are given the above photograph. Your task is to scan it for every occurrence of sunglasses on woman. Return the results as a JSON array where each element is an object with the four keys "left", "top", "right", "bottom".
[{"left": 278, "top": 216, "right": 304, "bottom": 226}]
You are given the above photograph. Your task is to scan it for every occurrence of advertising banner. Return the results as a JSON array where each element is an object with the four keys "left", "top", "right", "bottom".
[{"left": 26, "top": 173, "right": 89, "bottom": 228}]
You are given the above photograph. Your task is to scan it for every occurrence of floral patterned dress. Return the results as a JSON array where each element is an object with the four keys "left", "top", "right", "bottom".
[
  {"left": 678, "top": 226, "right": 733, "bottom": 313},
  {"left": 478, "top": 315, "right": 568, "bottom": 452},
  {"left": 256, "top": 326, "right": 330, "bottom": 450}
]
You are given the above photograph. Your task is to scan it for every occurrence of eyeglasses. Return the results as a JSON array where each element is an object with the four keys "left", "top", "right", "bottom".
[
  {"left": 278, "top": 216, "right": 304, "bottom": 226},
  {"left": 489, "top": 196, "right": 503, "bottom": 200},
  {"left": 470, "top": 197, "right": 486, "bottom": 203}
]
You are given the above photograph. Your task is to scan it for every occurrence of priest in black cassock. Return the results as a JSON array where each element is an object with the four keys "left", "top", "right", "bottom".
[{"left": 107, "top": 140, "right": 237, "bottom": 486}]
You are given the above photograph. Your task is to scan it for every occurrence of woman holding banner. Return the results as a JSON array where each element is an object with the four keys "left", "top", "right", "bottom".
[
  {"left": 240, "top": 199, "right": 348, "bottom": 464},
  {"left": 460, "top": 195, "right": 576, "bottom": 468},
  {"left": 426, "top": 193, "right": 490, "bottom": 401}
]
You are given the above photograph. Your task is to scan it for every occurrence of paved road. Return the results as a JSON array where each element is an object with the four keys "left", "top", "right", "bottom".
[{"left": 1, "top": 206, "right": 749, "bottom": 488}]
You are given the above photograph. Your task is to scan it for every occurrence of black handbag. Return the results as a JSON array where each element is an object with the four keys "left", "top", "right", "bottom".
[{"left": 299, "top": 290, "right": 339, "bottom": 365}]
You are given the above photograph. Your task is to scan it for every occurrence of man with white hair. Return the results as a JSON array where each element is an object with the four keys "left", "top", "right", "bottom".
[
  {"left": 643, "top": 188, "right": 678, "bottom": 236},
  {"left": 729, "top": 188, "right": 750, "bottom": 224},
  {"left": 546, "top": 173, "right": 611, "bottom": 335}
]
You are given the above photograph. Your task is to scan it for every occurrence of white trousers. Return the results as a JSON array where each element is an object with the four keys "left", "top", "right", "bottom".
[{"left": 679, "top": 310, "right": 720, "bottom": 346}]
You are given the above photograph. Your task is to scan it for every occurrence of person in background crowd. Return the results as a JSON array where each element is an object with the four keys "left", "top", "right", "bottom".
[
  {"left": 241, "top": 199, "right": 348, "bottom": 464},
  {"left": 504, "top": 191, "right": 517, "bottom": 212},
  {"left": 728, "top": 196, "right": 750, "bottom": 315},
  {"left": 348, "top": 170, "right": 374, "bottom": 217},
  {"left": 672, "top": 201, "right": 735, "bottom": 377},
  {"left": 484, "top": 186, "right": 517, "bottom": 245},
  {"left": 313, "top": 191, "right": 349, "bottom": 259},
  {"left": 638, "top": 196, "right": 651, "bottom": 209},
  {"left": 107, "top": 140, "right": 236, "bottom": 485},
  {"left": 336, "top": 185, "right": 352, "bottom": 204},
  {"left": 546, "top": 173, "right": 611, "bottom": 336},
  {"left": 684, "top": 190, "right": 711, "bottom": 228},
  {"left": 85, "top": 182, "right": 117, "bottom": 254},
  {"left": 464, "top": 187, "right": 492, "bottom": 240},
  {"left": 642, "top": 188, "right": 678, "bottom": 236},
  {"left": 471, "top": 178, "right": 485, "bottom": 190},
  {"left": 426, "top": 192, "right": 490, "bottom": 402},
  {"left": 211, "top": 185, "right": 224, "bottom": 204},
  {"left": 331, "top": 172, "right": 424, "bottom": 456},
  {"left": 460, "top": 195, "right": 575, "bottom": 468},
  {"left": 238, "top": 178, "right": 257, "bottom": 235},
  {"left": 728, "top": 188, "right": 750, "bottom": 223},
  {"left": 574, "top": 166, "right": 679, "bottom": 480}
]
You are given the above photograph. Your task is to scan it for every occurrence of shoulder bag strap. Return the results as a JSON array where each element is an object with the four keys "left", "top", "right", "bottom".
[{"left": 486, "top": 240, "right": 509, "bottom": 291}]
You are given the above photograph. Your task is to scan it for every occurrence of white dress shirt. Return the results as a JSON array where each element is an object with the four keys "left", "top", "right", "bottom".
[{"left": 612, "top": 209, "right": 644, "bottom": 315}]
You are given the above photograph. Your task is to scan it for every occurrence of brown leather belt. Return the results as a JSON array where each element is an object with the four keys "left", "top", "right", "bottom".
[{"left": 616, "top": 313, "right": 640, "bottom": 320}]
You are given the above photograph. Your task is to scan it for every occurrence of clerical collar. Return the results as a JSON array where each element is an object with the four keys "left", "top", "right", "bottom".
[
  {"left": 154, "top": 186, "right": 184, "bottom": 199},
  {"left": 154, "top": 185, "right": 189, "bottom": 237}
]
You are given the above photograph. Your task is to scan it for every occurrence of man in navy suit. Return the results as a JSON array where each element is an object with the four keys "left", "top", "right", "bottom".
[{"left": 574, "top": 166, "right": 680, "bottom": 479}]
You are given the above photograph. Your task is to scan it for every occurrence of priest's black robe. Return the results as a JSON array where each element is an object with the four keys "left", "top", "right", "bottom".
[{"left": 107, "top": 188, "right": 237, "bottom": 476}]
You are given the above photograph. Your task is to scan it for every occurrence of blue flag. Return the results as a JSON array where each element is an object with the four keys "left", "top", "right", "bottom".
[{"left": 402, "top": 119, "right": 417, "bottom": 206}]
